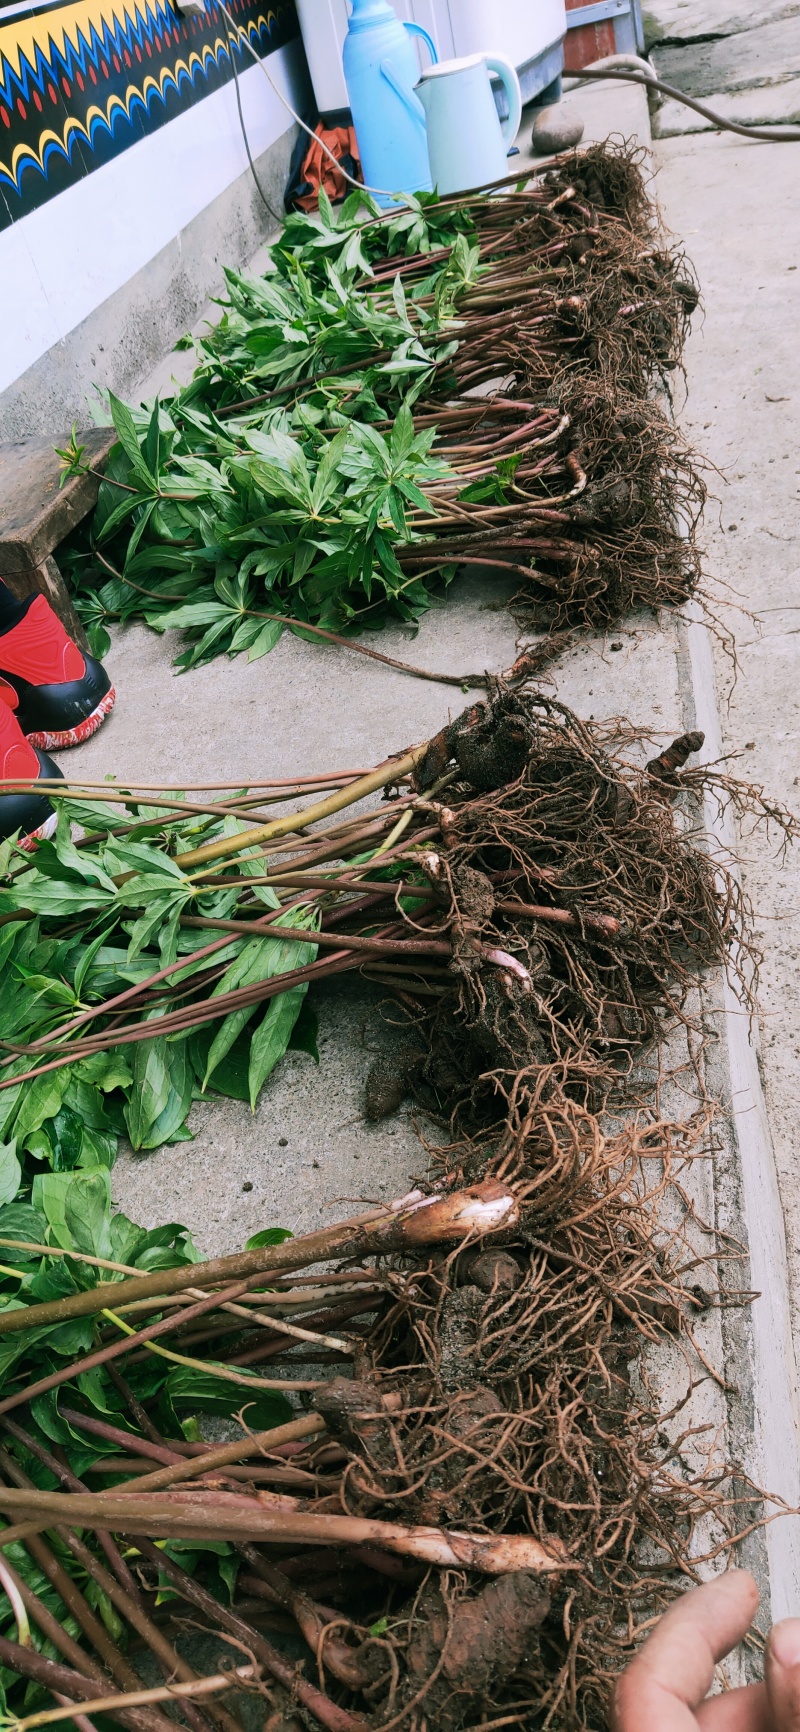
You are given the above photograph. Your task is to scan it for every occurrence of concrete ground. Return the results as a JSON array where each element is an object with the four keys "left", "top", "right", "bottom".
[
  {"left": 54, "top": 70, "right": 800, "bottom": 1614},
  {"left": 83, "top": 574, "right": 688, "bottom": 1253}
]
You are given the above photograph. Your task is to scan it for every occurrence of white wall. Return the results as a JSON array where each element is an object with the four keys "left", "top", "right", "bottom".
[{"left": 0, "top": 35, "right": 305, "bottom": 399}]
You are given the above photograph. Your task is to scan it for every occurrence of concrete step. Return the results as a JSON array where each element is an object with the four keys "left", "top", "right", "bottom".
[
  {"left": 653, "top": 73, "right": 800, "bottom": 133},
  {"left": 643, "top": 0, "right": 800, "bottom": 49},
  {"left": 652, "top": 14, "right": 800, "bottom": 98}
]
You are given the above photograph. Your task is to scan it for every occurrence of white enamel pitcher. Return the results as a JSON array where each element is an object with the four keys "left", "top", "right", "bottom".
[{"left": 416, "top": 52, "right": 522, "bottom": 197}]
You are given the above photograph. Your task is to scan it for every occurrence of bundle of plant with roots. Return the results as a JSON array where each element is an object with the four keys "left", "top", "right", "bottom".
[
  {"left": 213, "top": 143, "right": 698, "bottom": 414},
  {"left": 57, "top": 145, "right": 701, "bottom": 668},
  {"left": 0, "top": 1101, "right": 752, "bottom": 1732},
  {"left": 394, "top": 379, "right": 703, "bottom": 632},
  {"left": 0, "top": 689, "right": 771, "bottom": 1166},
  {"left": 346, "top": 151, "right": 699, "bottom": 402}
]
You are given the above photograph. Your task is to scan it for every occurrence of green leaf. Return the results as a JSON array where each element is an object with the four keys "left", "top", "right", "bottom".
[
  {"left": 288, "top": 998, "right": 319, "bottom": 1063},
  {"left": 247, "top": 985, "right": 308, "bottom": 1111},
  {"left": 77, "top": 1124, "right": 118, "bottom": 1171},
  {"left": 201, "top": 915, "right": 317, "bottom": 1091},
  {"left": 311, "top": 425, "right": 350, "bottom": 514},
  {"left": 49, "top": 1107, "right": 88, "bottom": 1172},
  {"left": 147, "top": 601, "right": 233, "bottom": 632},
  {"left": 64, "top": 1168, "right": 113, "bottom": 1257},
  {"left": 126, "top": 884, "right": 192, "bottom": 966},
  {"left": 77, "top": 1052, "right": 134, "bottom": 1093},
  {"left": 244, "top": 1227, "right": 292, "bottom": 1250},
  {"left": 5, "top": 870, "right": 115, "bottom": 920},
  {"left": 123, "top": 1037, "right": 193, "bottom": 1151},
  {"left": 163, "top": 1366, "right": 293, "bottom": 1431},
  {"left": 73, "top": 927, "right": 115, "bottom": 1001},
  {"left": 32, "top": 1172, "right": 69, "bottom": 1238},
  {"left": 189, "top": 1025, "right": 250, "bottom": 1102},
  {"left": 51, "top": 808, "right": 118, "bottom": 890},
  {"left": 108, "top": 392, "right": 157, "bottom": 489},
  {"left": 247, "top": 619, "right": 284, "bottom": 662},
  {"left": 0, "top": 1201, "right": 47, "bottom": 1264},
  {"left": 14, "top": 1070, "right": 72, "bottom": 1147},
  {"left": 0, "top": 1083, "right": 23, "bottom": 1145},
  {"left": 142, "top": 397, "right": 162, "bottom": 481},
  {"left": 96, "top": 491, "right": 146, "bottom": 544},
  {"left": 0, "top": 1142, "right": 21, "bottom": 1209},
  {"left": 122, "top": 1039, "right": 171, "bottom": 1150},
  {"left": 110, "top": 1213, "right": 147, "bottom": 1266}
]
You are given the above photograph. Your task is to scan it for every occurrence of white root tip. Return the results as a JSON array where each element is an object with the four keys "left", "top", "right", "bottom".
[
  {"left": 395, "top": 1180, "right": 519, "bottom": 1244},
  {"left": 482, "top": 947, "right": 533, "bottom": 991}
]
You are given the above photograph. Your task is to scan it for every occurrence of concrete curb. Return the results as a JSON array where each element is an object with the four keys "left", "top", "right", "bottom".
[{"left": 685, "top": 604, "right": 800, "bottom": 1618}]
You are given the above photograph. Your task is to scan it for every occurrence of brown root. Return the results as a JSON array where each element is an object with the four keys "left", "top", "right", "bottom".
[
  {"left": 402, "top": 1572, "right": 550, "bottom": 1728},
  {"left": 409, "top": 689, "right": 746, "bottom": 1121}
]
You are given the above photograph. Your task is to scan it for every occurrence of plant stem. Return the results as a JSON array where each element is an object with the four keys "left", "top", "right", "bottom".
[
  {"left": 0, "top": 1488, "right": 571, "bottom": 1575},
  {"left": 0, "top": 1450, "right": 221, "bottom": 1732},
  {"left": 105, "top": 1414, "right": 326, "bottom": 1495},
  {"left": 0, "top": 1633, "right": 178, "bottom": 1732},
  {"left": 125, "top": 1537, "right": 371, "bottom": 1732},
  {"left": 178, "top": 914, "right": 452, "bottom": 960},
  {"left": 0, "top": 1181, "right": 519, "bottom": 1338},
  {"left": 178, "top": 745, "right": 427, "bottom": 870},
  {"left": 1, "top": 1418, "right": 243, "bottom": 1732},
  {"left": 0, "top": 1277, "right": 316, "bottom": 1410},
  {"left": 4, "top": 1665, "right": 259, "bottom": 1732}
]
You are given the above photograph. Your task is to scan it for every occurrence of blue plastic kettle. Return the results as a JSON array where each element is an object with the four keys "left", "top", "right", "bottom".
[{"left": 342, "top": 0, "right": 437, "bottom": 207}]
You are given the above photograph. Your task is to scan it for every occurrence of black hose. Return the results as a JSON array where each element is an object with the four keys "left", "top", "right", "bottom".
[{"left": 567, "top": 65, "right": 800, "bottom": 143}]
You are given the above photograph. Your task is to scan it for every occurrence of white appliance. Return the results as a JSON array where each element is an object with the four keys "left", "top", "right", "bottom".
[{"left": 295, "top": 0, "right": 566, "bottom": 121}]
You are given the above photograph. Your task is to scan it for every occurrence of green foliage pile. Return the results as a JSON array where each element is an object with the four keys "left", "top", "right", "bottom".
[
  {"left": 64, "top": 190, "right": 480, "bottom": 667},
  {"left": 0, "top": 796, "right": 321, "bottom": 1197},
  {"left": 59, "top": 154, "right": 698, "bottom": 668}
]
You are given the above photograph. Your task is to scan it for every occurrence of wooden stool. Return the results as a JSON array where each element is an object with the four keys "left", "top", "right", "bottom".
[{"left": 0, "top": 427, "right": 116, "bottom": 656}]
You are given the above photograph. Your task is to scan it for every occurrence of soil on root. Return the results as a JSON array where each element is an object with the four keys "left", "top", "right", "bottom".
[
  {"left": 276, "top": 1102, "right": 748, "bottom": 1730},
  {"left": 406, "top": 690, "right": 745, "bottom": 1123},
  {"left": 513, "top": 384, "right": 704, "bottom": 631}
]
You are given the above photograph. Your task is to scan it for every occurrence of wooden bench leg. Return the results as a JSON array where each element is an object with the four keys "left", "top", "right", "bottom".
[
  {"left": 3, "top": 554, "right": 91, "bottom": 656},
  {"left": 35, "top": 555, "right": 91, "bottom": 656}
]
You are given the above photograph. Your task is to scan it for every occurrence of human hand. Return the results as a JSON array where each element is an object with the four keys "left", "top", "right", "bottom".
[{"left": 612, "top": 1569, "right": 800, "bottom": 1729}]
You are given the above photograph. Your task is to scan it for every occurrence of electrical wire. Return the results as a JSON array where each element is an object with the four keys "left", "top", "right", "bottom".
[
  {"left": 216, "top": 0, "right": 405, "bottom": 203},
  {"left": 566, "top": 64, "right": 800, "bottom": 143},
  {"left": 222, "top": 8, "right": 283, "bottom": 223}
]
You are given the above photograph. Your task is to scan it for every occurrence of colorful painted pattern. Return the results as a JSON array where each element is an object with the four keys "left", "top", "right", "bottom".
[{"left": 0, "top": 0, "right": 298, "bottom": 230}]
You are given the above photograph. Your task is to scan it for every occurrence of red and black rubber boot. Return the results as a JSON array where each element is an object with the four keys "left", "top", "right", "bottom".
[
  {"left": 0, "top": 592, "right": 115, "bottom": 750},
  {"left": 0, "top": 699, "right": 62, "bottom": 848}
]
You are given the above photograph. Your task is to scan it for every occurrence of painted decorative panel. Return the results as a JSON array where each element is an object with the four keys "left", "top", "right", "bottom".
[{"left": 0, "top": 0, "right": 298, "bottom": 231}]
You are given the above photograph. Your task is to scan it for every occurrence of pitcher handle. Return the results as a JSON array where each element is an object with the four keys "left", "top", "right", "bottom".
[
  {"left": 485, "top": 53, "right": 522, "bottom": 146},
  {"left": 403, "top": 20, "right": 438, "bottom": 66}
]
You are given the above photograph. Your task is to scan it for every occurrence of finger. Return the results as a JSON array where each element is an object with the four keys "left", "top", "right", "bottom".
[
  {"left": 612, "top": 1573, "right": 760, "bottom": 1732},
  {"left": 765, "top": 1618, "right": 800, "bottom": 1728},
  {"left": 697, "top": 1681, "right": 773, "bottom": 1731}
]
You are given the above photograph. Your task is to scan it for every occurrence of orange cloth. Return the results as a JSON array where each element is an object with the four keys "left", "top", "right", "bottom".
[{"left": 295, "top": 123, "right": 362, "bottom": 211}]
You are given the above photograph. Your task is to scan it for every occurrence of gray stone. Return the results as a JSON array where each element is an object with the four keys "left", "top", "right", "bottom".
[
  {"left": 642, "top": 0, "right": 800, "bottom": 48},
  {"left": 530, "top": 103, "right": 585, "bottom": 155},
  {"left": 652, "top": 16, "right": 800, "bottom": 98}
]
